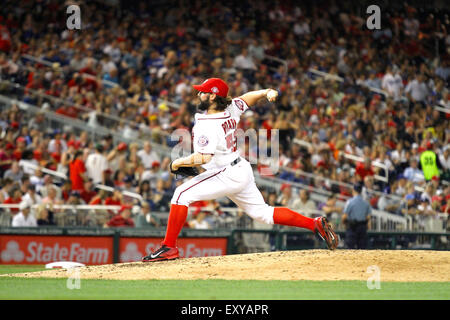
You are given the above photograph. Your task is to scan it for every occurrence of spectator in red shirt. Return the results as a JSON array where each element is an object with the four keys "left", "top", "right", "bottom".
[
  {"left": 104, "top": 190, "right": 122, "bottom": 206},
  {"left": 0, "top": 23, "right": 12, "bottom": 53},
  {"left": 3, "top": 186, "right": 22, "bottom": 215},
  {"left": 69, "top": 151, "right": 88, "bottom": 192},
  {"left": 67, "top": 73, "right": 84, "bottom": 91},
  {"left": 55, "top": 104, "right": 78, "bottom": 118},
  {"left": 104, "top": 205, "right": 135, "bottom": 228},
  {"left": 61, "top": 181, "right": 72, "bottom": 201},
  {"left": 12, "top": 136, "right": 27, "bottom": 161},
  {"left": 45, "top": 81, "right": 61, "bottom": 97},
  {"left": 79, "top": 58, "right": 97, "bottom": 76},
  {"left": 355, "top": 157, "right": 375, "bottom": 182},
  {"left": 80, "top": 179, "right": 97, "bottom": 204},
  {"left": 104, "top": 189, "right": 123, "bottom": 215},
  {"left": 89, "top": 189, "right": 107, "bottom": 205},
  {"left": 24, "top": 73, "right": 44, "bottom": 95}
]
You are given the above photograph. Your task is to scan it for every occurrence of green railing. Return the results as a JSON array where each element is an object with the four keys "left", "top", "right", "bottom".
[{"left": 228, "top": 229, "right": 450, "bottom": 252}]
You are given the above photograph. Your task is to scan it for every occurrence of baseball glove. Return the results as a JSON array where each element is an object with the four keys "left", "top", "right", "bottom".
[{"left": 169, "top": 161, "right": 200, "bottom": 178}]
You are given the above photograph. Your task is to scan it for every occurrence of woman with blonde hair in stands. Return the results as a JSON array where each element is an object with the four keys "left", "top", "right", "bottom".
[{"left": 36, "top": 203, "right": 55, "bottom": 226}]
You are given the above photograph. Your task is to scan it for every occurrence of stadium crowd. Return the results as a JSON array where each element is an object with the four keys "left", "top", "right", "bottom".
[{"left": 0, "top": 0, "right": 449, "bottom": 230}]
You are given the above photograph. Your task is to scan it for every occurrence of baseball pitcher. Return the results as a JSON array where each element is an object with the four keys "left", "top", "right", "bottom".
[{"left": 142, "top": 78, "right": 338, "bottom": 262}]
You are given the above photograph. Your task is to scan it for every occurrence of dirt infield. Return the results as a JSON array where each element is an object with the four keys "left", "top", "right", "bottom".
[{"left": 4, "top": 250, "right": 450, "bottom": 282}]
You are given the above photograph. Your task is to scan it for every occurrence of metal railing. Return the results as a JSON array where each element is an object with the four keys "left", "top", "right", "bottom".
[
  {"left": 18, "top": 157, "right": 144, "bottom": 202},
  {"left": 19, "top": 53, "right": 181, "bottom": 111},
  {"left": 307, "top": 68, "right": 450, "bottom": 114},
  {"left": 263, "top": 54, "right": 288, "bottom": 75},
  {"left": 342, "top": 152, "right": 389, "bottom": 183},
  {"left": 0, "top": 203, "right": 121, "bottom": 227},
  {"left": 256, "top": 156, "right": 403, "bottom": 204},
  {"left": 291, "top": 137, "right": 391, "bottom": 184},
  {"left": 3, "top": 53, "right": 180, "bottom": 140},
  {"left": 0, "top": 203, "right": 172, "bottom": 228},
  {"left": 0, "top": 79, "right": 140, "bottom": 134},
  {"left": 20, "top": 54, "right": 119, "bottom": 89},
  {"left": 3, "top": 203, "right": 437, "bottom": 232},
  {"left": 0, "top": 94, "right": 174, "bottom": 158}
]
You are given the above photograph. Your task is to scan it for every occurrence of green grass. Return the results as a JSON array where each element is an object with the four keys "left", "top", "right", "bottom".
[
  {"left": 0, "top": 265, "right": 449, "bottom": 300},
  {"left": 0, "top": 265, "right": 47, "bottom": 275}
]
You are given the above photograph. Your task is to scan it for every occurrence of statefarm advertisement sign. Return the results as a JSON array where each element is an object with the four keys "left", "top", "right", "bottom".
[
  {"left": 0, "top": 235, "right": 113, "bottom": 265},
  {"left": 0, "top": 235, "right": 228, "bottom": 264},
  {"left": 120, "top": 237, "right": 228, "bottom": 262}
]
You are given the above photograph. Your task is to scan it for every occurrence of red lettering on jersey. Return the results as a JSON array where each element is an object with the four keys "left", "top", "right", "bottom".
[{"left": 222, "top": 119, "right": 237, "bottom": 135}]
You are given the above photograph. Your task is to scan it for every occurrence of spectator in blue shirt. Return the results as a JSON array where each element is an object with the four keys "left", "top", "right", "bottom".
[
  {"left": 103, "top": 68, "right": 119, "bottom": 88},
  {"left": 403, "top": 159, "right": 424, "bottom": 183},
  {"left": 364, "top": 71, "right": 382, "bottom": 90}
]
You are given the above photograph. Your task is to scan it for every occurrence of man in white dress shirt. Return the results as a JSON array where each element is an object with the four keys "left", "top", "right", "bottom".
[{"left": 12, "top": 201, "right": 37, "bottom": 227}]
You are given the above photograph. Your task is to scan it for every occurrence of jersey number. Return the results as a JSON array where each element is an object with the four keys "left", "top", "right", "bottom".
[
  {"left": 226, "top": 133, "right": 237, "bottom": 152},
  {"left": 423, "top": 156, "right": 434, "bottom": 165}
]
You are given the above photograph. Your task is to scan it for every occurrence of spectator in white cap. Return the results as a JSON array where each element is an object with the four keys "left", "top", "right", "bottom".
[{"left": 11, "top": 201, "right": 37, "bottom": 227}]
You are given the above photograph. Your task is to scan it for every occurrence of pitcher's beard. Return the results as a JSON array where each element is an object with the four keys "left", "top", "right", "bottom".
[{"left": 197, "top": 99, "right": 211, "bottom": 111}]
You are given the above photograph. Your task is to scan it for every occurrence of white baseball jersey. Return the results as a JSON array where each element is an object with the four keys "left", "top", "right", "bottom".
[
  {"left": 171, "top": 97, "right": 275, "bottom": 225},
  {"left": 192, "top": 98, "right": 249, "bottom": 170}
]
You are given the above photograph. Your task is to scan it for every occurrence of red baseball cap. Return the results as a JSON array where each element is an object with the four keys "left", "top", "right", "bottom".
[
  {"left": 119, "top": 205, "right": 132, "bottom": 213},
  {"left": 51, "top": 152, "right": 61, "bottom": 163},
  {"left": 117, "top": 142, "right": 127, "bottom": 151},
  {"left": 152, "top": 161, "right": 160, "bottom": 168},
  {"left": 193, "top": 78, "right": 229, "bottom": 98},
  {"left": 33, "top": 150, "right": 42, "bottom": 160},
  {"left": 387, "top": 120, "right": 397, "bottom": 128}
]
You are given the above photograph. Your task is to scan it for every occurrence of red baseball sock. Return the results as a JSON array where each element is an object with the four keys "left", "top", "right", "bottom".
[
  {"left": 273, "top": 207, "right": 315, "bottom": 232},
  {"left": 163, "top": 204, "right": 188, "bottom": 247}
]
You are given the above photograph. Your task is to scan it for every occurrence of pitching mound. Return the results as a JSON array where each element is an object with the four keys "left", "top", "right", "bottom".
[{"left": 3, "top": 250, "right": 450, "bottom": 282}]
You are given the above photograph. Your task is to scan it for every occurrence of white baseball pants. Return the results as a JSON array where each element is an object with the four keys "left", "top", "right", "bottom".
[{"left": 171, "top": 158, "right": 275, "bottom": 224}]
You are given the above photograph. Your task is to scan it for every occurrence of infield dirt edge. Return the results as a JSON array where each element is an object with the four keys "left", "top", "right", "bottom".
[{"left": 2, "top": 249, "right": 449, "bottom": 282}]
